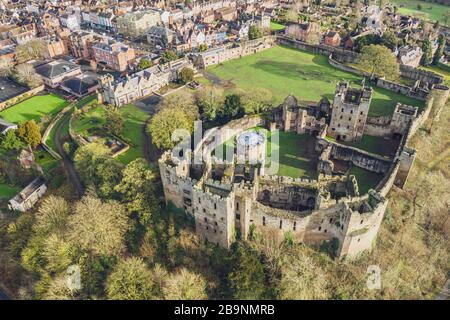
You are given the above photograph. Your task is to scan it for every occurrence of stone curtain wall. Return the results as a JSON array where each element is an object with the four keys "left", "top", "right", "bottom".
[{"left": 400, "top": 64, "right": 443, "bottom": 84}]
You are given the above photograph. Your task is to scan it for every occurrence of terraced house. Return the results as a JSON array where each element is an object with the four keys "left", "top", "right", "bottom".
[{"left": 99, "top": 58, "right": 193, "bottom": 106}]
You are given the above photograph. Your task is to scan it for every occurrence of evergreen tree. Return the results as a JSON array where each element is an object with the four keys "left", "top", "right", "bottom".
[
  {"left": 432, "top": 35, "right": 445, "bottom": 65},
  {"left": 421, "top": 38, "right": 433, "bottom": 66}
]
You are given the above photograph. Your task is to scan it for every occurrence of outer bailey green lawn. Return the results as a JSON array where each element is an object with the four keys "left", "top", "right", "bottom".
[
  {"left": 207, "top": 46, "right": 424, "bottom": 117},
  {"left": 74, "top": 104, "right": 148, "bottom": 164},
  {"left": 391, "top": 0, "right": 450, "bottom": 23},
  {"left": 0, "top": 94, "right": 68, "bottom": 124}
]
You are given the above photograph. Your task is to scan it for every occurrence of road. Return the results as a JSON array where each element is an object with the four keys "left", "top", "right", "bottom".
[
  {"left": 134, "top": 95, "right": 162, "bottom": 163},
  {"left": 53, "top": 113, "right": 84, "bottom": 197}
]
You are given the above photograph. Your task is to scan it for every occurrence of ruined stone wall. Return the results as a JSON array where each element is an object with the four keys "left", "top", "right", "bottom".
[
  {"left": 375, "top": 78, "right": 428, "bottom": 101},
  {"left": 328, "top": 142, "right": 392, "bottom": 174},
  {"left": 200, "top": 115, "right": 264, "bottom": 165},
  {"left": 400, "top": 65, "right": 443, "bottom": 84},
  {"left": 277, "top": 36, "right": 358, "bottom": 63},
  {"left": 158, "top": 153, "right": 196, "bottom": 213},
  {"left": 191, "top": 186, "right": 235, "bottom": 248},
  {"left": 250, "top": 200, "right": 345, "bottom": 245}
]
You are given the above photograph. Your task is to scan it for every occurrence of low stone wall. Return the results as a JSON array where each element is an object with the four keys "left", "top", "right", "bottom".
[
  {"left": 277, "top": 36, "right": 358, "bottom": 63},
  {"left": 400, "top": 64, "right": 443, "bottom": 85},
  {"left": 328, "top": 54, "right": 366, "bottom": 76},
  {"left": 0, "top": 85, "right": 45, "bottom": 111},
  {"left": 376, "top": 78, "right": 428, "bottom": 101},
  {"left": 318, "top": 138, "right": 392, "bottom": 174},
  {"left": 41, "top": 103, "right": 75, "bottom": 160}
]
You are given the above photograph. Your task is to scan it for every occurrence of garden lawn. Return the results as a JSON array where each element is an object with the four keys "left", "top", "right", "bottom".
[
  {"left": 390, "top": 0, "right": 450, "bottom": 23},
  {"left": 0, "top": 182, "right": 20, "bottom": 199},
  {"left": 116, "top": 104, "right": 148, "bottom": 164},
  {"left": 35, "top": 148, "right": 59, "bottom": 172},
  {"left": 46, "top": 112, "right": 71, "bottom": 151},
  {"left": 0, "top": 94, "right": 68, "bottom": 124},
  {"left": 347, "top": 166, "right": 384, "bottom": 195},
  {"left": 73, "top": 104, "right": 148, "bottom": 164},
  {"left": 206, "top": 46, "right": 424, "bottom": 117},
  {"left": 270, "top": 21, "right": 285, "bottom": 30}
]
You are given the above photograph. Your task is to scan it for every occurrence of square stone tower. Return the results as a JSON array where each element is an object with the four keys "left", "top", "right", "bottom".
[{"left": 328, "top": 82, "right": 372, "bottom": 142}]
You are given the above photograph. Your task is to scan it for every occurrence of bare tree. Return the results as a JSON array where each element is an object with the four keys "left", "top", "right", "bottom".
[
  {"left": 0, "top": 58, "right": 13, "bottom": 77},
  {"left": 15, "top": 39, "right": 47, "bottom": 63},
  {"left": 14, "top": 63, "right": 42, "bottom": 87}
]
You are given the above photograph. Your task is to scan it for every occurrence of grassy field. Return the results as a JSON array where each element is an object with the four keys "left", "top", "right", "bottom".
[
  {"left": 214, "top": 128, "right": 317, "bottom": 179},
  {"left": 34, "top": 148, "right": 59, "bottom": 172},
  {"left": 0, "top": 94, "right": 68, "bottom": 124},
  {"left": 116, "top": 105, "right": 148, "bottom": 164},
  {"left": 267, "top": 130, "right": 317, "bottom": 178},
  {"left": 207, "top": 46, "right": 423, "bottom": 117},
  {"left": 270, "top": 21, "right": 285, "bottom": 30},
  {"left": 46, "top": 95, "right": 98, "bottom": 150},
  {"left": 391, "top": 0, "right": 450, "bottom": 22},
  {"left": 73, "top": 104, "right": 148, "bottom": 164},
  {"left": 0, "top": 182, "right": 20, "bottom": 199},
  {"left": 347, "top": 166, "right": 384, "bottom": 195},
  {"left": 337, "top": 134, "right": 400, "bottom": 158}
]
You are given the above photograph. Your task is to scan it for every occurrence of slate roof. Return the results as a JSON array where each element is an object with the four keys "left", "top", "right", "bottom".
[
  {"left": 61, "top": 73, "right": 99, "bottom": 96},
  {"left": 11, "top": 177, "right": 46, "bottom": 204},
  {"left": 35, "top": 60, "right": 80, "bottom": 80},
  {"left": 0, "top": 77, "right": 29, "bottom": 103}
]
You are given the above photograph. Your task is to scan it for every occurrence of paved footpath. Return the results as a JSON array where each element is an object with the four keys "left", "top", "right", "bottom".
[{"left": 54, "top": 112, "right": 84, "bottom": 197}]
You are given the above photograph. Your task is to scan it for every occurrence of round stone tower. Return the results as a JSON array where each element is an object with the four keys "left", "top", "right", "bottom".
[{"left": 236, "top": 131, "right": 266, "bottom": 166}]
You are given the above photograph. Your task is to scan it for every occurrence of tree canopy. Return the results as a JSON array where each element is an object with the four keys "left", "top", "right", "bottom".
[
  {"left": 18, "top": 120, "right": 41, "bottom": 148},
  {"left": 357, "top": 44, "right": 400, "bottom": 79},
  {"left": 147, "top": 108, "right": 194, "bottom": 150}
]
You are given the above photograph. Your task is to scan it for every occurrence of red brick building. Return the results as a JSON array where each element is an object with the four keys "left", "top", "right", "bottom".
[{"left": 324, "top": 31, "right": 341, "bottom": 47}]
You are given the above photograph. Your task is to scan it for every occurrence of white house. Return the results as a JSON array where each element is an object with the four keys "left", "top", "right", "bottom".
[{"left": 9, "top": 177, "right": 47, "bottom": 212}]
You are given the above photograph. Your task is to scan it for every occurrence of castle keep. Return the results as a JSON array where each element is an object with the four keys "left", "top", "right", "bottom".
[{"left": 328, "top": 82, "right": 372, "bottom": 142}]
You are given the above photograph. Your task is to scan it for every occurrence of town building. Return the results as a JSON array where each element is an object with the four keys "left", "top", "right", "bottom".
[
  {"left": 192, "top": 37, "right": 275, "bottom": 68},
  {"left": 397, "top": 45, "right": 423, "bottom": 68},
  {"left": 324, "top": 31, "right": 341, "bottom": 47},
  {"left": 92, "top": 41, "right": 135, "bottom": 72},
  {"left": 99, "top": 58, "right": 193, "bottom": 106},
  {"left": 285, "top": 22, "right": 321, "bottom": 44},
  {"left": 34, "top": 59, "right": 82, "bottom": 88},
  {"left": 116, "top": 9, "right": 162, "bottom": 38},
  {"left": 60, "top": 73, "right": 99, "bottom": 97},
  {"left": 60, "top": 13, "right": 80, "bottom": 31},
  {"left": 146, "top": 25, "right": 177, "bottom": 47}
]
